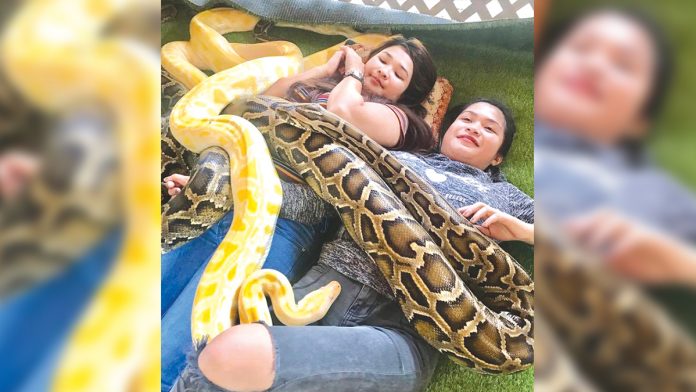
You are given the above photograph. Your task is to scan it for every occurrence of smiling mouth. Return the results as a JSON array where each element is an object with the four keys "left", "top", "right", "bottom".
[
  {"left": 369, "top": 76, "right": 383, "bottom": 88},
  {"left": 562, "top": 75, "right": 602, "bottom": 101},
  {"left": 458, "top": 135, "right": 479, "bottom": 147}
]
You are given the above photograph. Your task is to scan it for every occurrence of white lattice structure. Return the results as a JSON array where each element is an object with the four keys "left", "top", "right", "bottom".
[{"left": 338, "top": 0, "right": 534, "bottom": 22}]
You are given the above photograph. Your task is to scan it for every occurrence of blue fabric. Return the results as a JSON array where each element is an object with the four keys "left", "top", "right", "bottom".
[
  {"left": 0, "top": 230, "right": 122, "bottom": 392},
  {"left": 161, "top": 213, "right": 331, "bottom": 392}
]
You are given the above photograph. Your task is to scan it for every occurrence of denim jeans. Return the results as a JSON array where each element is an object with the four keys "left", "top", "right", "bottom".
[
  {"left": 161, "top": 212, "right": 331, "bottom": 392},
  {"left": 0, "top": 230, "right": 121, "bottom": 392},
  {"left": 172, "top": 263, "right": 440, "bottom": 392},
  {"left": 264, "top": 264, "right": 441, "bottom": 392}
]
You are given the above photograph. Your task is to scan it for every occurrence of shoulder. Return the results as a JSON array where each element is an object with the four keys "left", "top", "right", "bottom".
[{"left": 383, "top": 104, "right": 409, "bottom": 135}]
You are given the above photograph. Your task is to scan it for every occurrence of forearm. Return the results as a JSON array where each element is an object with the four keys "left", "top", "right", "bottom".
[
  {"left": 326, "top": 76, "right": 364, "bottom": 113},
  {"left": 263, "top": 66, "right": 328, "bottom": 98},
  {"left": 520, "top": 222, "right": 534, "bottom": 245},
  {"left": 661, "top": 238, "right": 696, "bottom": 288}
]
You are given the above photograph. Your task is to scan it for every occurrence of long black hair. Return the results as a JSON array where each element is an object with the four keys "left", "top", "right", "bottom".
[{"left": 288, "top": 35, "right": 438, "bottom": 152}]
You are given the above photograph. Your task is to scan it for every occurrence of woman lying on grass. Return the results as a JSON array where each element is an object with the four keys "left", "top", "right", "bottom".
[{"left": 184, "top": 99, "right": 534, "bottom": 392}]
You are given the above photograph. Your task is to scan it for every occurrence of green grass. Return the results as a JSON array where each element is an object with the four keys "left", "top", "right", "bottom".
[
  {"left": 162, "top": 7, "right": 534, "bottom": 391},
  {"left": 426, "top": 361, "right": 534, "bottom": 392}
]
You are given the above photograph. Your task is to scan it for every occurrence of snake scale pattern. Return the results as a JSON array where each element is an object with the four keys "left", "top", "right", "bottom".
[
  {"left": 242, "top": 96, "right": 534, "bottom": 373},
  {"left": 161, "top": 6, "right": 534, "bottom": 373},
  {"left": 535, "top": 219, "right": 696, "bottom": 391},
  {"left": 161, "top": 70, "right": 233, "bottom": 251}
]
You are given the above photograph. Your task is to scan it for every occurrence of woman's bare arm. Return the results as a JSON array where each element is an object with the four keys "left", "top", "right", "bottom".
[
  {"left": 327, "top": 81, "right": 403, "bottom": 147},
  {"left": 263, "top": 51, "right": 344, "bottom": 98}
]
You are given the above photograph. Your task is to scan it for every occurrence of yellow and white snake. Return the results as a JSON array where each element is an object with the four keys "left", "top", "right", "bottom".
[
  {"left": 164, "top": 8, "right": 391, "bottom": 342},
  {"left": 2, "top": 0, "right": 159, "bottom": 390}
]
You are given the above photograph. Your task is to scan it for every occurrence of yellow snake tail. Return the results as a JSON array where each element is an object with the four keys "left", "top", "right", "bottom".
[
  {"left": 162, "top": 8, "right": 304, "bottom": 90},
  {"left": 239, "top": 269, "right": 342, "bottom": 326}
]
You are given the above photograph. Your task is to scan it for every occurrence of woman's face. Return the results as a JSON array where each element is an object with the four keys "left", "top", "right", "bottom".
[
  {"left": 535, "top": 12, "right": 657, "bottom": 144},
  {"left": 363, "top": 46, "right": 414, "bottom": 101},
  {"left": 440, "top": 102, "right": 506, "bottom": 170}
]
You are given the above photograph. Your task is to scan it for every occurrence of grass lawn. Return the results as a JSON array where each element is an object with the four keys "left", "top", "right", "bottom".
[{"left": 162, "top": 4, "right": 534, "bottom": 391}]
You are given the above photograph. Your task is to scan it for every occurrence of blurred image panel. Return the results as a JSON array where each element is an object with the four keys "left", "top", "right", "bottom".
[
  {"left": 535, "top": 0, "right": 696, "bottom": 390},
  {"left": 0, "top": 1, "right": 160, "bottom": 391}
]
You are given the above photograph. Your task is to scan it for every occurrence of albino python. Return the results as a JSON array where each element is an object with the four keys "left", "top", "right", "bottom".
[
  {"left": 163, "top": 8, "right": 393, "bottom": 341},
  {"left": 160, "top": 8, "right": 386, "bottom": 250},
  {"left": 2, "top": 0, "right": 160, "bottom": 391},
  {"left": 168, "top": 55, "right": 345, "bottom": 340},
  {"left": 164, "top": 7, "right": 533, "bottom": 373}
]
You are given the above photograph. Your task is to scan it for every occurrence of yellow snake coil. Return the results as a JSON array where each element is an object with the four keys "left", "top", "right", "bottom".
[
  {"left": 2, "top": 0, "right": 159, "bottom": 390},
  {"left": 165, "top": 7, "right": 534, "bottom": 374},
  {"left": 163, "top": 8, "right": 391, "bottom": 342}
]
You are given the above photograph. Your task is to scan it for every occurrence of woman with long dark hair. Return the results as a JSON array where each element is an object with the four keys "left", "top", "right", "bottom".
[
  {"left": 265, "top": 35, "right": 438, "bottom": 151},
  {"left": 535, "top": 8, "right": 696, "bottom": 285}
]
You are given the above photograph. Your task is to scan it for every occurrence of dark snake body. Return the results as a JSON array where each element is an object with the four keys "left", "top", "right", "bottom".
[
  {"left": 242, "top": 95, "right": 534, "bottom": 373},
  {"left": 160, "top": 72, "right": 534, "bottom": 371}
]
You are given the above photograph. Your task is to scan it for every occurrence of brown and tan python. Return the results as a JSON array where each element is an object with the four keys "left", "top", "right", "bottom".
[
  {"left": 161, "top": 69, "right": 234, "bottom": 251},
  {"left": 241, "top": 96, "right": 534, "bottom": 373},
  {"left": 535, "top": 216, "right": 696, "bottom": 391}
]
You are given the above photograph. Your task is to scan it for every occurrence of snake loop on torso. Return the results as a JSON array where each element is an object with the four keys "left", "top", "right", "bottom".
[{"left": 163, "top": 7, "right": 533, "bottom": 373}]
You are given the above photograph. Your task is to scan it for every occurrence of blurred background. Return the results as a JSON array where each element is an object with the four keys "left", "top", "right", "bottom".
[
  {"left": 537, "top": 0, "right": 696, "bottom": 188},
  {"left": 535, "top": 0, "right": 696, "bottom": 390},
  {"left": 0, "top": 0, "right": 159, "bottom": 391}
]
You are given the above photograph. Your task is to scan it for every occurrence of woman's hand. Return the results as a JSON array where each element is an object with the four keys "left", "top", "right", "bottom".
[
  {"left": 263, "top": 48, "right": 344, "bottom": 97},
  {"left": 319, "top": 50, "right": 345, "bottom": 78},
  {"left": 340, "top": 46, "right": 364, "bottom": 75},
  {"left": 458, "top": 202, "right": 534, "bottom": 244},
  {"left": 163, "top": 173, "right": 189, "bottom": 197},
  {"left": 565, "top": 209, "right": 696, "bottom": 287},
  {"left": 0, "top": 151, "right": 39, "bottom": 201}
]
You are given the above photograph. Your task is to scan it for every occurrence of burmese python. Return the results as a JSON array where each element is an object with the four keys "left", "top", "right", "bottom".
[
  {"left": 535, "top": 217, "right": 696, "bottom": 391},
  {"left": 238, "top": 95, "right": 534, "bottom": 373},
  {"left": 161, "top": 70, "right": 233, "bottom": 251},
  {"left": 163, "top": 6, "right": 532, "bottom": 373}
]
